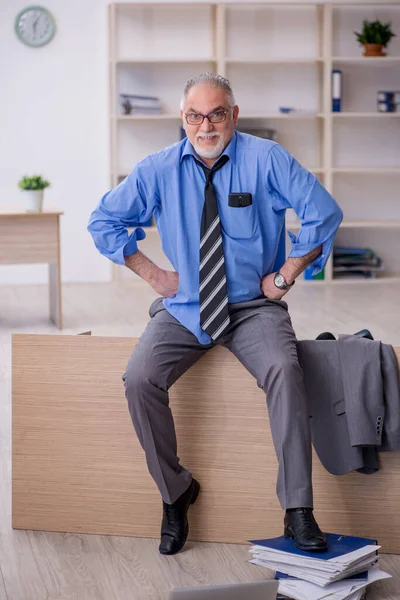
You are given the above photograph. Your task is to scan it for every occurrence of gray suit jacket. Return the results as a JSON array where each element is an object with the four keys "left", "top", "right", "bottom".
[{"left": 296, "top": 336, "right": 400, "bottom": 476}]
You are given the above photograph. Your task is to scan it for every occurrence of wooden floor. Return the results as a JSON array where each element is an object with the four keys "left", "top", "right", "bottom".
[{"left": 1, "top": 280, "right": 400, "bottom": 599}]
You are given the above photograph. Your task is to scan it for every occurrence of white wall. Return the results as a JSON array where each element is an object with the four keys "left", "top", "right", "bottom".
[
  {"left": 0, "top": 0, "right": 110, "bottom": 284},
  {"left": 0, "top": 0, "right": 396, "bottom": 284}
]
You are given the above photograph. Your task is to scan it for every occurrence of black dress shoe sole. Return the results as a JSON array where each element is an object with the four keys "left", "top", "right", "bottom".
[
  {"left": 284, "top": 525, "right": 328, "bottom": 552},
  {"left": 159, "top": 480, "right": 201, "bottom": 556}
]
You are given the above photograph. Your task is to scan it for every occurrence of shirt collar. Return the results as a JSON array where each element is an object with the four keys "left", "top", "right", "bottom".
[{"left": 180, "top": 130, "right": 237, "bottom": 166}]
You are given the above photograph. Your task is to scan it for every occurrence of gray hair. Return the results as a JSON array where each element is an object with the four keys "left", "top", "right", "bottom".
[{"left": 180, "top": 73, "right": 236, "bottom": 110}]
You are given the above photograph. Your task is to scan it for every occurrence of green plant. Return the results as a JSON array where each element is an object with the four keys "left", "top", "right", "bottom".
[
  {"left": 18, "top": 175, "right": 50, "bottom": 191},
  {"left": 354, "top": 20, "right": 396, "bottom": 47}
]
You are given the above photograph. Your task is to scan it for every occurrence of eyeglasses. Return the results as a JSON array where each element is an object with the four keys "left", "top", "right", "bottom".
[{"left": 184, "top": 109, "right": 232, "bottom": 125}]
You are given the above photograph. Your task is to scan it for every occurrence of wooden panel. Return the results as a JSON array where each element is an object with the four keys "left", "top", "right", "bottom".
[
  {"left": 48, "top": 216, "right": 62, "bottom": 328},
  {"left": 12, "top": 334, "right": 400, "bottom": 553},
  {"left": 0, "top": 215, "right": 59, "bottom": 264}
]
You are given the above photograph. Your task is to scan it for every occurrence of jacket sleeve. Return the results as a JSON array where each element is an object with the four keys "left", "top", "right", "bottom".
[
  {"left": 379, "top": 343, "right": 400, "bottom": 452},
  {"left": 338, "top": 336, "right": 385, "bottom": 447},
  {"left": 266, "top": 143, "right": 343, "bottom": 276},
  {"left": 87, "top": 155, "right": 160, "bottom": 265}
]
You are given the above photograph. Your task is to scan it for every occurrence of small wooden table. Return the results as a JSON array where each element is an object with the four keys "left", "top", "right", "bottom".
[{"left": 0, "top": 207, "right": 63, "bottom": 328}]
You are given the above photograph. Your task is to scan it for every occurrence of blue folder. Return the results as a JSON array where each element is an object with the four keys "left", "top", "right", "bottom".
[
  {"left": 249, "top": 533, "right": 378, "bottom": 560},
  {"left": 332, "top": 69, "right": 342, "bottom": 112}
]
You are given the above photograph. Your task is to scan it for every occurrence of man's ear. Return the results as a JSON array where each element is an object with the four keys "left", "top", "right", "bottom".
[
  {"left": 180, "top": 109, "right": 187, "bottom": 132},
  {"left": 233, "top": 105, "right": 239, "bottom": 125}
]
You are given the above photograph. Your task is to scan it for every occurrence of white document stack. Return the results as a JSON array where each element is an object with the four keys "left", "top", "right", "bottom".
[{"left": 248, "top": 533, "right": 392, "bottom": 600}]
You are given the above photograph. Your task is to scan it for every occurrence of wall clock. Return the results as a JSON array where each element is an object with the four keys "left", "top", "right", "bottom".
[{"left": 15, "top": 6, "right": 56, "bottom": 48}]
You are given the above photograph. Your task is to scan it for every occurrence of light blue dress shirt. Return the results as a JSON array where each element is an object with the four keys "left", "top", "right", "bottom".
[{"left": 88, "top": 131, "right": 343, "bottom": 344}]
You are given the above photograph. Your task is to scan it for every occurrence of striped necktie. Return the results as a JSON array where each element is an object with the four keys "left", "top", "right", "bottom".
[{"left": 195, "top": 155, "right": 230, "bottom": 341}]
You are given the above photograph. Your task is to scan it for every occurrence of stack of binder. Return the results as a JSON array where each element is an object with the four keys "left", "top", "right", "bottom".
[
  {"left": 377, "top": 90, "right": 400, "bottom": 113},
  {"left": 119, "top": 93, "right": 162, "bottom": 115},
  {"left": 248, "top": 533, "right": 391, "bottom": 600},
  {"left": 333, "top": 246, "right": 384, "bottom": 279}
]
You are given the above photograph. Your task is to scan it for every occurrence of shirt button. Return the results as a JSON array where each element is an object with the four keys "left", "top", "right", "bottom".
[{"left": 322, "top": 254, "right": 325, "bottom": 258}]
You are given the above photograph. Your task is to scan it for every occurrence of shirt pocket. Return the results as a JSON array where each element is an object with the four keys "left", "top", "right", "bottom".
[{"left": 224, "top": 204, "right": 257, "bottom": 239}]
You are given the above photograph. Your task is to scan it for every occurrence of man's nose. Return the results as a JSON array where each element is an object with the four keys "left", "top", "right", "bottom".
[{"left": 199, "top": 117, "right": 214, "bottom": 132}]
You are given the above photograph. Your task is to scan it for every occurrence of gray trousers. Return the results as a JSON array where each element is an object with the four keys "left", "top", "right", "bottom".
[{"left": 122, "top": 296, "right": 313, "bottom": 509}]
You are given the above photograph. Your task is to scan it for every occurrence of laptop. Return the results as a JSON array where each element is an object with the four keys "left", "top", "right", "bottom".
[{"left": 169, "top": 580, "right": 279, "bottom": 600}]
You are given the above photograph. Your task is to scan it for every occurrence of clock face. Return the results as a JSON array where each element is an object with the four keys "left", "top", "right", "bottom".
[{"left": 15, "top": 6, "right": 56, "bottom": 47}]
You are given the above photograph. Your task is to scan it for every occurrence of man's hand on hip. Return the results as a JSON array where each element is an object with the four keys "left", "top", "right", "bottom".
[
  {"left": 260, "top": 272, "right": 289, "bottom": 301},
  {"left": 125, "top": 250, "right": 179, "bottom": 297},
  {"left": 151, "top": 269, "right": 179, "bottom": 298}
]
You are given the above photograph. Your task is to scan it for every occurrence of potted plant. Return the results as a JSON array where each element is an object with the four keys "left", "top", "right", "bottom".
[
  {"left": 354, "top": 20, "right": 396, "bottom": 57},
  {"left": 18, "top": 175, "right": 50, "bottom": 212}
]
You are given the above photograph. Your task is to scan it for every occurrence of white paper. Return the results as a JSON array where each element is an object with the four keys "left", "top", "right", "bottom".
[
  {"left": 249, "top": 544, "right": 380, "bottom": 586},
  {"left": 250, "top": 544, "right": 380, "bottom": 569},
  {"left": 248, "top": 556, "right": 378, "bottom": 587},
  {"left": 276, "top": 566, "right": 391, "bottom": 600}
]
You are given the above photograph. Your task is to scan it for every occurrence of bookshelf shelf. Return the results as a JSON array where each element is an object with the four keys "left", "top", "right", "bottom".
[
  {"left": 239, "top": 113, "right": 324, "bottom": 120},
  {"left": 109, "top": 2, "right": 400, "bottom": 284},
  {"left": 332, "top": 56, "right": 400, "bottom": 63},
  {"left": 116, "top": 58, "right": 217, "bottom": 65},
  {"left": 340, "top": 221, "right": 400, "bottom": 228},
  {"left": 224, "top": 58, "right": 324, "bottom": 65},
  {"left": 116, "top": 113, "right": 326, "bottom": 121},
  {"left": 287, "top": 220, "right": 400, "bottom": 229},
  {"left": 332, "top": 112, "right": 400, "bottom": 118},
  {"left": 331, "top": 276, "right": 400, "bottom": 284},
  {"left": 116, "top": 114, "right": 180, "bottom": 121},
  {"left": 332, "top": 167, "right": 400, "bottom": 174}
]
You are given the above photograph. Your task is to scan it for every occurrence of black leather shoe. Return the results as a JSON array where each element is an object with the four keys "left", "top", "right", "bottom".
[
  {"left": 284, "top": 508, "right": 328, "bottom": 552},
  {"left": 353, "top": 329, "right": 374, "bottom": 340},
  {"left": 315, "top": 332, "right": 336, "bottom": 340},
  {"left": 159, "top": 478, "right": 200, "bottom": 555}
]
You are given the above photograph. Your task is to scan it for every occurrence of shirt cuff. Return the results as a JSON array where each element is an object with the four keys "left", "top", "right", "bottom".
[
  {"left": 113, "top": 227, "right": 147, "bottom": 265},
  {"left": 287, "top": 230, "right": 333, "bottom": 276}
]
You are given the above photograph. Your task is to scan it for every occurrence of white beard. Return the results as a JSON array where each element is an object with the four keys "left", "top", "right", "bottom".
[{"left": 194, "top": 132, "right": 225, "bottom": 159}]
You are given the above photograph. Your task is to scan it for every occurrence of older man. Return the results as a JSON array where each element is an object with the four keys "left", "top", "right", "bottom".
[{"left": 88, "top": 73, "right": 343, "bottom": 556}]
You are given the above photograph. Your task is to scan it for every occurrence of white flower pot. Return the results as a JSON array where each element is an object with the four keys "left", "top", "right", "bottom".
[{"left": 23, "top": 190, "right": 44, "bottom": 212}]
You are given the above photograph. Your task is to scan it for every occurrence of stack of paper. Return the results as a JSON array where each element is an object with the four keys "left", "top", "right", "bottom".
[
  {"left": 248, "top": 533, "right": 391, "bottom": 600},
  {"left": 275, "top": 566, "right": 391, "bottom": 600}
]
